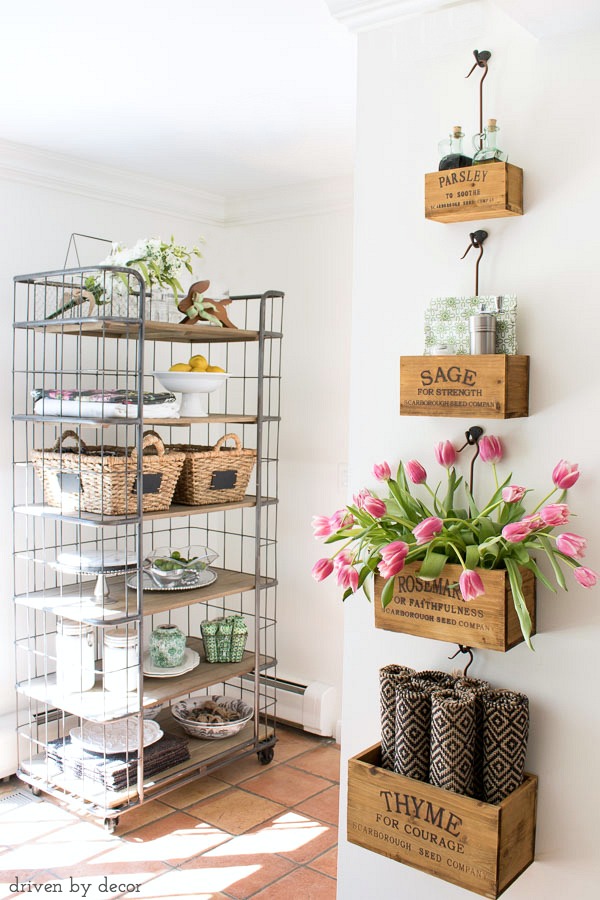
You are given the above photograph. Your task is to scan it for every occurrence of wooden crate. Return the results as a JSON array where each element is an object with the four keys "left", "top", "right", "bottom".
[
  {"left": 400, "top": 355, "right": 529, "bottom": 419},
  {"left": 373, "top": 562, "right": 536, "bottom": 652},
  {"left": 425, "top": 163, "right": 523, "bottom": 223},
  {"left": 348, "top": 744, "right": 537, "bottom": 898}
]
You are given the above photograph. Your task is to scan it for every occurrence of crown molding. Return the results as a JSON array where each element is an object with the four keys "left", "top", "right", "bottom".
[
  {"left": 223, "top": 175, "right": 354, "bottom": 227},
  {"left": 325, "top": 0, "right": 476, "bottom": 31},
  {"left": 0, "top": 139, "right": 353, "bottom": 229},
  {"left": 0, "top": 138, "right": 226, "bottom": 226}
]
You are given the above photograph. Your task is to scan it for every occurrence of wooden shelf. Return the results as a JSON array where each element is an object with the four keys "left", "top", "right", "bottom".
[
  {"left": 15, "top": 568, "right": 277, "bottom": 623},
  {"left": 424, "top": 162, "right": 523, "bottom": 223},
  {"left": 400, "top": 355, "right": 529, "bottom": 419},
  {"left": 17, "top": 637, "right": 275, "bottom": 722},
  {"left": 143, "top": 414, "right": 262, "bottom": 426},
  {"left": 14, "top": 495, "right": 276, "bottom": 526},
  {"left": 17, "top": 319, "right": 282, "bottom": 344},
  {"left": 19, "top": 717, "right": 275, "bottom": 812}
]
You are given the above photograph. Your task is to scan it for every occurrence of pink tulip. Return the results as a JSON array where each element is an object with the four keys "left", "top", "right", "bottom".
[
  {"left": 434, "top": 440, "right": 457, "bottom": 468},
  {"left": 573, "top": 566, "right": 598, "bottom": 588},
  {"left": 540, "top": 504, "right": 570, "bottom": 527},
  {"left": 552, "top": 459, "right": 580, "bottom": 490},
  {"left": 330, "top": 509, "right": 355, "bottom": 530},
  {"left": 337, "top": 563, "right": 359, "bottom": 592},
  {"left": 333, "top": 550, "right": 353, "bottom": 570},
  {"left": 353, "top": 489, "right": 369, "bottom": 510},
  {"left": 311, "top": 558, "right": 334, "bottom": 582},
  {"left": 502, "top": 485, "right": 526, "bottom": 503},
  {"left": 311, "top": 515, "right": 336, "bottom": 538},
  {"left": 363, "top": 494, "right": 386, "bottom": 518},
  {"left": 373, "top": 461, "right": 391, "bottom": 481},
  {"left": 502, "top": 520, "right": 534, "bottom": 543},
  {"left": 556, "top": 533, "right": 587, "bottom": 559},
  {"left": 459, "top": 569, "right": 485, "bottom": 601},
  {"left": 378, "top": 540, "right": 409, "bottom": 579},
  {"left": 479, "top": 435, "right": 503, "bottom": 464},
  {"left": 406, "top": 459, "right": 427, "bottom": 484},
  {"left": 413, "top": 516, "right": 443, "bottom": 545}
]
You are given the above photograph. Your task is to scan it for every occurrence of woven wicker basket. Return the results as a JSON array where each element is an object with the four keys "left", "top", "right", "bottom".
[
  {"left": 32, "top": 430, "right": 185, "bottom": 516},
  {"left": 171, "top": 433, "right": 257, "bottom": 505}
]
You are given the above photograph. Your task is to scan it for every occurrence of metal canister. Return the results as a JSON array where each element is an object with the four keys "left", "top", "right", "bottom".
[{"left": 469, "top": 313, "right": 496, "bottom": 354}]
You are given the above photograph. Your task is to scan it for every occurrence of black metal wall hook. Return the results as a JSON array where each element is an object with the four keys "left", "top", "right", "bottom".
[
  {"left": 448, "top": 644, "right": 474, "bottom": 677},
  {"left": 461, "top": 230, "right": 488, "bottom": 295},
  {"left": 466, "top": 49, "right": 492, "bottom": 150},
  {"left": 457, "top": 425, "right": 484, "bottom": 499}
]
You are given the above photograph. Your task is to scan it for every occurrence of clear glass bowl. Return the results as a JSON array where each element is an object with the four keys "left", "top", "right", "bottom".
[{"left": 144, "top": 546, "right": 218, "bottom": 587}]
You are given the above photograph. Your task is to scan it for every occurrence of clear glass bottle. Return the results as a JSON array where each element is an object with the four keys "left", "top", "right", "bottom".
[
  {"left": 438, "top": 126, "right": 472, "bottom": 171},
  {"left": 472, "top": 118, "right": 508, "bottom": 164}
]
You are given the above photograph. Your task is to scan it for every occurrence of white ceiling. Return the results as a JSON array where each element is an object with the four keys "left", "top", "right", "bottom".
[{"left": 0, "top": 0, "right": 356, "bottom": 197}]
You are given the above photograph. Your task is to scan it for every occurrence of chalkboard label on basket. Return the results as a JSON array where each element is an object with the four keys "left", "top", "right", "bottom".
[
  {"left": 210, "top": 469, "right": 237, "bottom": 490},
  {"left": 133, "top": 473, "right": 163, "bottom": 495},
  {"left": 57, "top": 472, "right": 82, "bottom": 493}
]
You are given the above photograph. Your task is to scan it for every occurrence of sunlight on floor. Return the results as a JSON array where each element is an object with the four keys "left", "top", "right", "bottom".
[{"left": 207, "top": 812, "right": 329, "bottom": 857}]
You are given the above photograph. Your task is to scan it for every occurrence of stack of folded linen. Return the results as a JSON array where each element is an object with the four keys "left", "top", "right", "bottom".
[{"left": 32, "top": 388, "right": 179, "bottom": 418}]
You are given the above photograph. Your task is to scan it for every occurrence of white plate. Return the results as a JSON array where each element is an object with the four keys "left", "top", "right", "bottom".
[
  {"left": 143, "top": 647, "right": 200, "bottom": 678},
  {"left": 126, "top": 569, "right": 217, "bottom": 592},
  {"left": 70, "top": 718, "right": 162, "bottom": 754},
  {"left": 54, "top": 550, "right": 138, "bottom": 574}
]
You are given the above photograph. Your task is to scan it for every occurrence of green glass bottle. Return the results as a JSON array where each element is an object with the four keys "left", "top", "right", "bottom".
[{"left": 473, "top": 118, "right": 508, "bottom": 164}]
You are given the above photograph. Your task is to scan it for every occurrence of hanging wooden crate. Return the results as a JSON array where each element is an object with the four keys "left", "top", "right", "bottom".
[
  {"left": 400, "top": 355, "right": 529, "bottom": 419},
  {"left": 425, "top": 163, "right": 523, "bottom": 223},
  {"left": 347, "top": 743, "right": 537, "bottom": 899},
  {"left": 373, "top": 562, "right": 536, "bottom": 652}
]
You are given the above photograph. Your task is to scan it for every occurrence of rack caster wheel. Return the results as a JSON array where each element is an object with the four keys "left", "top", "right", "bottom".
[
  {"left": 257, "top": 746, "right": 274, "bottom": 765},
  {"left": 104, "top": 817, "right": 119, "bottom": 834},
  {"left": 31, "top": 787, "right": 41, "bottom": 797}
]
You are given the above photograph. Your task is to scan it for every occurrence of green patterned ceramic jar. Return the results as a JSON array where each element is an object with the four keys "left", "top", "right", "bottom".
[{"left": 149, "top": 624, "right": 186, "bottom": 668}]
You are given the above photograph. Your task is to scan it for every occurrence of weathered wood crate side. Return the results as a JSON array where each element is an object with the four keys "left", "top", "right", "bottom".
[
  {"left": 373, "top": 562, "right": 536, "bottom": 652},
  {"left": 425, "top": 163, "right": 523, "bottom": 223},
  {"left": 347, "top": 743, "right": 537, "bottom": 899},
  {"left": 400, "top": 355, "right": 530, "bottom": 419}
]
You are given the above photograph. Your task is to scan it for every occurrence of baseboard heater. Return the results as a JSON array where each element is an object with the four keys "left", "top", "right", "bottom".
[{"left": 240, "top": 673, "right": 337, "bottom": 737}]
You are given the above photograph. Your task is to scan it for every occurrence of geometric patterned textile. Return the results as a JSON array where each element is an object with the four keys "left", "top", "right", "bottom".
[
  {"left": 412, "top": 671, "right": 458, "bottom": 692},
  {"left": 424, "top": 294, "right": 518, "bottom": 355},
  {"left": 481, "top": 689, "right": 529, "bottom": 804},
  {"left": 455, "top": 677, "right": 491, "bottom": 800},
  {"left": 379, "top": 665, "right": 415, "bottom": 770},
  {"left": 394, "top": 682, "right": 432, "bottom": 781},
  {"left": 429, "top": 690, "right": 476, "bottom": 796}
]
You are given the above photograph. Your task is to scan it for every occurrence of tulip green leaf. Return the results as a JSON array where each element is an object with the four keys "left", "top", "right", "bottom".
[
  {"left": 505, "top": 558, "right": 534, "bottom": 649},
  {"left": 537, "top": 534, "right": 567, "bottom": 590},
  {"left": 524, "top": 558, "right": 556, "bottom": 593},
  {"left": 418, "top": 550, "right": 449, "bottom": 580},
  {"left": 465, "top": 545, "right": 480, "bottom": 569},
  {"left": 380, "top": 575, "right": 396, "bottom": 609}
]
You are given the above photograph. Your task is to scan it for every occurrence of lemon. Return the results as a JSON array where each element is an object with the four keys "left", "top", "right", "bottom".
[
  {"left": 189, "top": 354, "right": 208, "bottom": 371},
  {"left": 206, "top": 365, "right": 226, "bottom": 373},
  {"left": 169, "top": 363, "right": 192, "bottom": 372}
]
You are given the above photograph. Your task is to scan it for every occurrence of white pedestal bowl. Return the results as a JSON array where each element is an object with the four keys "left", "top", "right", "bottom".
[{"left": 153, "top": 371, "right": 230, "bottom": 417}]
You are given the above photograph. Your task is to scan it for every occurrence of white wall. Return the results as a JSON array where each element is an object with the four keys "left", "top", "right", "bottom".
[
  {"left": 225, "top": 195, "right": 353, "bottom": 709},
  {"left": 338, "top": 2, "right": 600, "bottom": 897}
]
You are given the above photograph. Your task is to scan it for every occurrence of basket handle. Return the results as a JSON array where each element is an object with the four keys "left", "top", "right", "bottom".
[
  {"left": 130, "top": 430, "right": 166, "bottom": 458},
  {"left": 213, "top": 433, "right": 242, "bottom": 452},
  {"left": 52, "top": 430, "right": 88, "bottom": 453}
]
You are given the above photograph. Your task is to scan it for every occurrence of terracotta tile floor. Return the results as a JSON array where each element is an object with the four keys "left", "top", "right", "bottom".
[{"left": 0, "top": 725, "right": 339, "bottom": 900}]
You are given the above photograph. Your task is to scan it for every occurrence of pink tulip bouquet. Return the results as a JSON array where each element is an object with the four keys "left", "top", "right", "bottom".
[{"left": 311, "top": 434, "right": 597, "bottom": 648}]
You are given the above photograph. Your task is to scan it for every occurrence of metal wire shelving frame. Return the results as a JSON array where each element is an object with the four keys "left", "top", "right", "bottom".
[{"left": 12, "top": 266, "right": 283, "bottom": 830}]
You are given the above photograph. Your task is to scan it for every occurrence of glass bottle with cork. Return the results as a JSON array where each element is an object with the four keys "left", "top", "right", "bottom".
[
  {"left": 472, "top": 118, "right": 507, "bottom": 164},
  {"left": 438, "top": 125, "right": 472, "bottom": 170}
]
